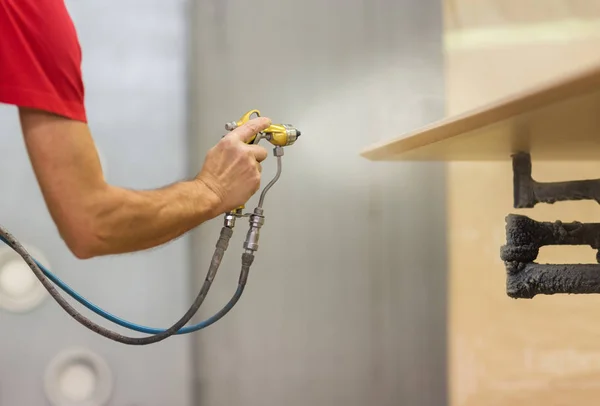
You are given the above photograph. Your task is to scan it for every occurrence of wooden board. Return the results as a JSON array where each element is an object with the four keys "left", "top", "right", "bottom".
[
  {"left": 442, "top": 5, "right": 600, "bottom": 405},
  {"left": 360, "top": 62, "right": 600, "bottom": 162}
]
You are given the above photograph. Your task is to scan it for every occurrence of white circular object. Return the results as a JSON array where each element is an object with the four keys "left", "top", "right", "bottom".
[
  {"left": 0, "top": 244, "right": 50, "bottom": 313},
  {"left": 45, "top": 348, "right": 113, "bottom": 406},
  {"left": 59, "top": 363, "right": 97, "bottom": 402},
  {"left": 0, "top": 259, "right": 37, "bottom": 296}
]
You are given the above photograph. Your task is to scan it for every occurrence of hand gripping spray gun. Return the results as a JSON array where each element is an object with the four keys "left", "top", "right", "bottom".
[
  {"left": 223, "top": 109, "right": 301, "bottom": 235},
  {"left": 0, "top": 110, "right": 300, "bottom": 345}
]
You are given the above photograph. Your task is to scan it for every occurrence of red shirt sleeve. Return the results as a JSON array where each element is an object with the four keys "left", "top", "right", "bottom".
[{"left": 0, "top": 0, "right": 87, "bottom": 122}]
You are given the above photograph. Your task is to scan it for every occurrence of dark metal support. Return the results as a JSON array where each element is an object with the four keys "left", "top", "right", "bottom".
[
  {"left": 512, "top": 152, "right": 600, "bottom": 208},
  {"left": 502, "top": 152, "right": 600, "bottom": 298},
  {"left": 505, "top": 262, "right": 600, "bottom": 298},
  {"left": 501, "top": 214, "right": 600, "bottom": 298}
]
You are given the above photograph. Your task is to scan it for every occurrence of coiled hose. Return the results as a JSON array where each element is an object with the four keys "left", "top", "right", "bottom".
[{"left": 0, "top": 224, "right": 253, "bottom": 345}]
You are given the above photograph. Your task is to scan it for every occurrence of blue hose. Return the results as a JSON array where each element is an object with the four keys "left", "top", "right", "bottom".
[{"left": 0, "top": 236, "right": 242, "bottom": 335}]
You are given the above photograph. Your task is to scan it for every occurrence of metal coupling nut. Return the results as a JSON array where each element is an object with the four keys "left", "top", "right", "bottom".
[
  {"left": 285, "top": 125, "right": 299, "bottom": 145},
  {"left": 224, "top": 212, "right": 237, "bottom": 228},
  {"left": 243, "top": 209, "right": 265, "bottom": 252}
]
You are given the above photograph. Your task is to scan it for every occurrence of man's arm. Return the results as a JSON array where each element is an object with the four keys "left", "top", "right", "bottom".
[
  {"left": 3, "top": 1, "right": 269, "bottom": 259},
  {"left": 19, "top": 107, "right": 269, "bottom": 259}
]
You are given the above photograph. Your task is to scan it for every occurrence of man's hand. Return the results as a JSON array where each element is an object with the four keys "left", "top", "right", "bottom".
[
  {"left": 197, "top": 117, "right": 270, "bottom": 213},
  {"left": 18, "top": 107, "right": 268, "bottom": 259}
]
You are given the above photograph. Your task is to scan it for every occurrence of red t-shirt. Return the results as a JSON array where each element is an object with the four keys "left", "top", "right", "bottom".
[{"left": 0, "top": 0, "right": 87, "bottom": 122}]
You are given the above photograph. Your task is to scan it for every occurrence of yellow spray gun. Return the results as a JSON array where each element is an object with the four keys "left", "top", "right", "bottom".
[
  {"left": 222, "top": 110, "right": 301, "bottom": 246},
  {"left": 225, "top": 109, "right": 302, "bottom": 147}
]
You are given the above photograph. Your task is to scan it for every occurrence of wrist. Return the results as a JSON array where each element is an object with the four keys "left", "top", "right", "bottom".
[{"left": 190, "top": 178, "right": 223, "bottom": 220}]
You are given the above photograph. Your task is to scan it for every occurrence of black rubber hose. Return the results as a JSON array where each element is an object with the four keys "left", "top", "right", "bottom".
[{"left": 0, "top": 224, "right": 234, "bottom": 345}]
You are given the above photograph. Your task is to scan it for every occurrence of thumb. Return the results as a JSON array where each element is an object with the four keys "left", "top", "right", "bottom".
[{"left": 228, "top": 117, "right": 272, "bottom": 143}]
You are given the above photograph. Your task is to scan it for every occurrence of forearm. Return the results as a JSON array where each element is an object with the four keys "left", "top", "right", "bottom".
[
  {"left": 66, "top": 180, "right": 220, "bottom": 258},
  {"left": 18, "top": 107, "right": 223, "bottom": 258}
]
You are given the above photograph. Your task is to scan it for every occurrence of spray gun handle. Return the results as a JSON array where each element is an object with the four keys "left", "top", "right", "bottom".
[{"left": 225, "top": 110, "right": 262, "bottom": 144}]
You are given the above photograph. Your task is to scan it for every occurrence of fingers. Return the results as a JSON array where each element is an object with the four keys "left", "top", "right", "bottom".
[
  {"left": 247, "top": 144, "right": 268, "bottom": 162},
  {"left": 228, "top": 117, "right": 272, "bottom": 143}
]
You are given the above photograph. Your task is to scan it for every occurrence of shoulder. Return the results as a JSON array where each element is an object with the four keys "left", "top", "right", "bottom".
[{"left": 0, "top": 0, "right": 87, "bottom": 122}]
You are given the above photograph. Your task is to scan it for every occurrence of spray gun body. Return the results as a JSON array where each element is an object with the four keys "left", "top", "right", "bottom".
[
  {"left": 225, "top": 109, "right": 302, "bottom": 147},
  {"left": 223, "top": 111, "right": 300, "bottom": 254}
]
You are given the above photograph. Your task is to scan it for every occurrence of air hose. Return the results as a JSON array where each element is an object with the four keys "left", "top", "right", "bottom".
[
  {"left": 0, "top": 225, "right": 249, "bottom": 345},
  {"left": 0, "top": 110, "right": 300, "bottom": 345},
  {"left": 0, "top": 160, "right": 270, "bottom": 345},
  {"left": 0, "top": 226, "right": 247, "bottom": 335}
]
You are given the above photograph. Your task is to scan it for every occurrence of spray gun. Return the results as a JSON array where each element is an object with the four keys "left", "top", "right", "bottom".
[
  {"left": 0, "top": 110, "right": 301, "bottom": 345},
  {"left": 222, "top": 109, "right": 301, "bottom": 254}
]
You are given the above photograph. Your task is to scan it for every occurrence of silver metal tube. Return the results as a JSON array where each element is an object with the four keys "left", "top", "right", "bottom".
[{"left": 258, "top": 152, "right": 282, "bottom": 208}]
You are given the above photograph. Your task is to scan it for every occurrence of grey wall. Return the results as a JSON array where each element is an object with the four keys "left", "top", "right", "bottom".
[
  {"left": 0, "top": 0, "right": 446, "bottom": 404},
  {"left": 189, "top": 1, "right": 447, "bottom": 405},
  {"left": 0, "top": 1, "right": 193, "bottom": 405}
]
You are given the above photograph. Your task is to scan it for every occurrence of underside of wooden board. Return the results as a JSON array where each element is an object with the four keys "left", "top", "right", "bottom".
[{"left": 360, "top": 63, "right": 600, "bottom": 161}]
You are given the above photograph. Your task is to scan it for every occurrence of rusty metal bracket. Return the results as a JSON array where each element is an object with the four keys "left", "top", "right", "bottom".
[
  {"left": 501, "top": 152, "right": 600, "bottom": 298},
  {"left": 500, "top": 214, "right": 600, "bottom": 298},
  {"left": 512, "top": 152, "right": 600, "bottom": 208}
]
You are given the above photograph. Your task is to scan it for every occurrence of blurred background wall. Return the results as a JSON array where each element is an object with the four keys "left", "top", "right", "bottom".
[
  {"left": 0, "top": 0, "right": 447, "bottom": 405},
  {"left": 0, "top": 1, "right": 194, "bottom": 405},
  {"left": 188, "top": 0, "right": 447, "bottom": 405}
]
